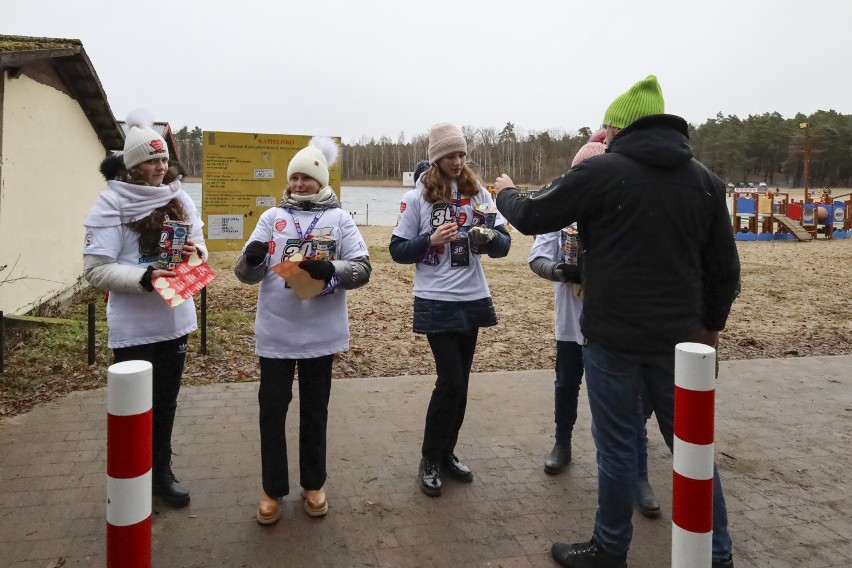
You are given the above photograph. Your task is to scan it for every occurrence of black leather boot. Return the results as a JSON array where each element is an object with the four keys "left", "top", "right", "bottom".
[
  {"left": 152, "top": 399, "right": 189, "bottom": 507},
  {"left": 442, "top": 453, "right": 473, "bottom": 482},
  {"left": 152, "top": 464, "right": 190, "bottom": 508},
  {"left": 418, "top": 457, "right": 442, "bottom": 496},
  {"left": 551, "top": 539, "right": 627, "bottom": 568},
  {"left": 636, "top": 476, "right": 660, "bottom": 517},
  {"left": 544, "top": 442, "right": 571, "bottom": 474}
]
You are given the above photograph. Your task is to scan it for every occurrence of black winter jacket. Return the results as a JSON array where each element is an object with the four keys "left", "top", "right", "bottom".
[{"left": 496, "top": 114, "right": 740, "bottom": 354}]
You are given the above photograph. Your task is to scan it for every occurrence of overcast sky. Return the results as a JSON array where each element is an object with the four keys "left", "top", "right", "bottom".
[{"left": 4, "top": 0, "right": 850, "bottom": 143}]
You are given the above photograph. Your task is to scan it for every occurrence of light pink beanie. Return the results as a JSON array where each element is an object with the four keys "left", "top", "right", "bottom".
[
  {"left": 571, "top": 141, "right": 607, "bottom": 167},
  {"left": 428, "top": 122, "right": 467, "bottom": 164}
]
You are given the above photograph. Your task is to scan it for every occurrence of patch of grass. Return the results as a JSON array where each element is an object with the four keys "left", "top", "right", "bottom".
[{"left": 368, "top": 244, "right": 392, "bottom": 262}]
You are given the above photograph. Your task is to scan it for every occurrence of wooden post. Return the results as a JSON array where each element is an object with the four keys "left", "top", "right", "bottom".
[
  {"left": 200, "top": 287, "right": 208, "bottom": 355},
  {"left": 0, "top": 310, "right": 4, "bottom": 375},
  {"left": 88, "top": 303, "right": 96, "bottom": 365},
  {"left": 801, "top": 122, "right": 811, "bottom": 204}
]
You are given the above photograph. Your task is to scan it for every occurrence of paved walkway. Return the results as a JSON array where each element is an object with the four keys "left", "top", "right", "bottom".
[{"left": 1, "top": 355, "right": 850, "bottom": 567}]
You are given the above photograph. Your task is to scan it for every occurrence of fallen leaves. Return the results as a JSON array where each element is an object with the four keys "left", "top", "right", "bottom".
[{"left": 2, "top": 228, "right": 852, "bottom": 418}]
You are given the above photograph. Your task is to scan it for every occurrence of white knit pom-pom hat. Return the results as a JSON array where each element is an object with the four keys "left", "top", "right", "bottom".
[
  {"left": 287, "top": 136, "right": 339, "bottom": 188},
  {"left": 122, "top": 109, "right": 169, "bottom": 170}
]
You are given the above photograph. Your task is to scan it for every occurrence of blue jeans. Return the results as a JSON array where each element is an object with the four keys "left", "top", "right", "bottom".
[
  {"left": 583, "top": 341, "right": 732, "bottom": 559},
  {"left": 556, "top": 341, "right": 649, "bottom": 479}
]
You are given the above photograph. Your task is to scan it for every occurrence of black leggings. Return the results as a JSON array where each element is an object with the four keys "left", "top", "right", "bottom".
[
  {"left": 421, "top": 329, "right": 479, "bottom": 461},
  {"left": 113, "top": 335, "right": 188, "bottom": 469},
  {"left": 258, "top": 355, "right": 334, "bottom": 497}
]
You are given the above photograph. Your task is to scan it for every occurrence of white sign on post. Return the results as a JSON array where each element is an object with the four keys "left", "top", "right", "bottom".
[{"left": 207, "top": 215, "right": 244, "bottom": 240}]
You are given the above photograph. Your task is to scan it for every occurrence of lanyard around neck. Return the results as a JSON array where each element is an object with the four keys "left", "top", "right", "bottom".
[
  {"left": 449, "top": 190, "right": 464, "bottom": 226},
  {"left": 287, "top": 209, "right": 324, "bottom": 243}
]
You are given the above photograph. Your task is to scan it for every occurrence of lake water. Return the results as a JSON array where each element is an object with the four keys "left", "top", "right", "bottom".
[{"left": 182, "top": 183, "right": 407, "bottom": 227}]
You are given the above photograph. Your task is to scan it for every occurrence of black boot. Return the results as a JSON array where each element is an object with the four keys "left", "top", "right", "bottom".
[
  {"left": 418, "top": 457, "right": 442, "bottom": 496},
  {"left": 152, "top": 397, "right": 189, "bottom": 507},
  {"left": 442, "top": 453, "right": 473, "bottom": 482},
  {"left": 551, "top": 539, "right": 627, "bottom": 568},
  {"left": 152, "top": 464, "right": 190, "bottom": 508},
  {"left": 636, "top": 476, "right": 660, "bottom": 517},
  {"left": 544, "top": 442, "right": 571, "bottom": 474}
]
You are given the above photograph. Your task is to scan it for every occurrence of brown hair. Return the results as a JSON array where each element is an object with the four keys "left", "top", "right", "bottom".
[
  {"left": 421, "top": 163, "right": 481, "bottom": 204},
  {"left": 125, "top": 165, "right": 187, "bottom": 255}
]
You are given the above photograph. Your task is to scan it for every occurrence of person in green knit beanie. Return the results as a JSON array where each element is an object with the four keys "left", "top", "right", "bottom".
[
  {"left": 604, "top": 74, "right": 665, "bottom": 128},
  {"left": 492, "top": 75, "right": 739, "bottom": 568}
]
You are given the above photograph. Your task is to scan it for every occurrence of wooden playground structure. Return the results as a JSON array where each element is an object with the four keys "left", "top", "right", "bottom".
[{"left": 730, "top": 187, "right": 852, "bottom": 241}]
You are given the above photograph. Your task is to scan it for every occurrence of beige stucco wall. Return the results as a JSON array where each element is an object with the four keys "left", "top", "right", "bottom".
[{"left": 0, "top": 73, "right": 107, "bottom": 314}]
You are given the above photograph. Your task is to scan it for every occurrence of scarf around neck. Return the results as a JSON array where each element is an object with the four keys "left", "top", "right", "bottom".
[
  {"left": 85, "top": 179, "right": 182, "bottom": 228},
  {"left": 280, "top": 186, "right": 340, "bottom": 211}
]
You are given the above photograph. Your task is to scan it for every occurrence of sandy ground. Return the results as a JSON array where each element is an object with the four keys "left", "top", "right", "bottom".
[{"left": 198, "top": 226, "right": 852, "bottom": 382}]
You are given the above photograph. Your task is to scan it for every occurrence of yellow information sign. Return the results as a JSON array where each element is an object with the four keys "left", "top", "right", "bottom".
[{"left": 202, "top": 131, "right": 341, "bottom": 251}]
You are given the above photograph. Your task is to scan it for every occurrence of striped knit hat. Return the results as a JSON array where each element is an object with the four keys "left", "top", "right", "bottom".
[{"left": 603, "top": 75, "right": 665, "bottom": 129}]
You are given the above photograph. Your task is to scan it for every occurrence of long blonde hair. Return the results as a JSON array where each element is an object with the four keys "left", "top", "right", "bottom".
[{"left": 421, "top": 163, "right": 481, "bottom": 203}]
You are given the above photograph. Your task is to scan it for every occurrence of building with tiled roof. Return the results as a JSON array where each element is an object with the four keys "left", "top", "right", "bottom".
[{"left": 0, "top": 34, "right": 124, "bottom": 314}]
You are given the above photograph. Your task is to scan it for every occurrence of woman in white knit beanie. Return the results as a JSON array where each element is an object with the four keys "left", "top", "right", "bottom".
[
  {"left": 83, "top": 109, "right": 207, "bottom": 508},
  {"left": 235, "top": 136, "right": 372, "bottom": 524}
]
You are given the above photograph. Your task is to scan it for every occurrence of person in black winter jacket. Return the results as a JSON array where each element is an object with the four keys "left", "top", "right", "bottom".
[{"left": 494, "top": 76, "right": 739, "bottom": 568}]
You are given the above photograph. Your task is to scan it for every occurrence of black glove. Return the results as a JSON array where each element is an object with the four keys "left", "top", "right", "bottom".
[
  {"left": 299, "top": 259, "right": 335, "bottom": 282},
  {"left": 244, "top": 240, "right": 270, "bottom": 266},
  {"left": 554, "top": 262, "right": 582, "bottom": 284},
  {"left": 140, "top": 265, "right": 155, "bottom": 292}
]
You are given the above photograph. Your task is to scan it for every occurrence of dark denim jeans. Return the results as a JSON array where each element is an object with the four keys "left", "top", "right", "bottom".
[
  {"left": 583, "top": 341, "right": 732, "bottom": 558},
  {"left": 556, "top": 341, "right": 649, "bottom": 478}
]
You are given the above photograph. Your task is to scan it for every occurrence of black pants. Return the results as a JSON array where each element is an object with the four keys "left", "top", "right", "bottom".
[
  {"left": 554, "top": 340, "right": 584, "bottom": 446},
  {"left": 421, "top": 329, "right": 479, "bottom": 461},
  {"left": 258, "top": 355, "right": 334, "bottom": 498},
  {"left": 113, "top": 335, "right": 188, "bottom": 471}
]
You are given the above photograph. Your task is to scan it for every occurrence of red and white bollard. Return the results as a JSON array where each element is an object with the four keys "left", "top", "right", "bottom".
[
  {"left": 672, "top": 342, "right": 716, "bottom": 568},
  {"left": 107, "top": 360, "right": 152, "bottom": 567}
]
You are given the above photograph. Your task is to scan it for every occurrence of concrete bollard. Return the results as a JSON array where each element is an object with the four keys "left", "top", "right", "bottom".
[
  {"left": 672, "top": 342, "right": 716, "bottom": 568},
  {"left": 107, "top": 360, "right": 152, "bottom": 567}
]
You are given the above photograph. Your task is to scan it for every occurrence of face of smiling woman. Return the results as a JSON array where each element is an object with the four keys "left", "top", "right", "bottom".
[
  {"left": 288, "top": 173, "right": 322, "bottom": 196},
  {"left": 437, "top": 151, "right": 466, "bottom": 179}
]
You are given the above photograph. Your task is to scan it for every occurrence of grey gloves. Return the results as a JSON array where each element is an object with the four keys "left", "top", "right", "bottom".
[{"left": 468, "top": 226, "right": 494, "bottom": 246}]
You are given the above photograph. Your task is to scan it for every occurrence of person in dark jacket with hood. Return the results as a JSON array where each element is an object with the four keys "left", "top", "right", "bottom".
[{"left": 494, "top": 76, "right": 739, "bottom": 568}]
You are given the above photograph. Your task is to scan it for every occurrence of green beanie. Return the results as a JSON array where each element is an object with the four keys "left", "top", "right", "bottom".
[{"left": 603, "top": 75, "right": 665, "bottom": 129}]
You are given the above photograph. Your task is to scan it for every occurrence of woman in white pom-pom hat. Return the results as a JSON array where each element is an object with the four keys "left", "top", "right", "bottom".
[
  {"left": 83, "top": 109, "right": 207, "bottom": 508},
  {"left": 389, "top": 122, "right": 512, "bottom": 497},
  {"left": 235, "top": 136, "right": 371, "bottom": 524}
]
